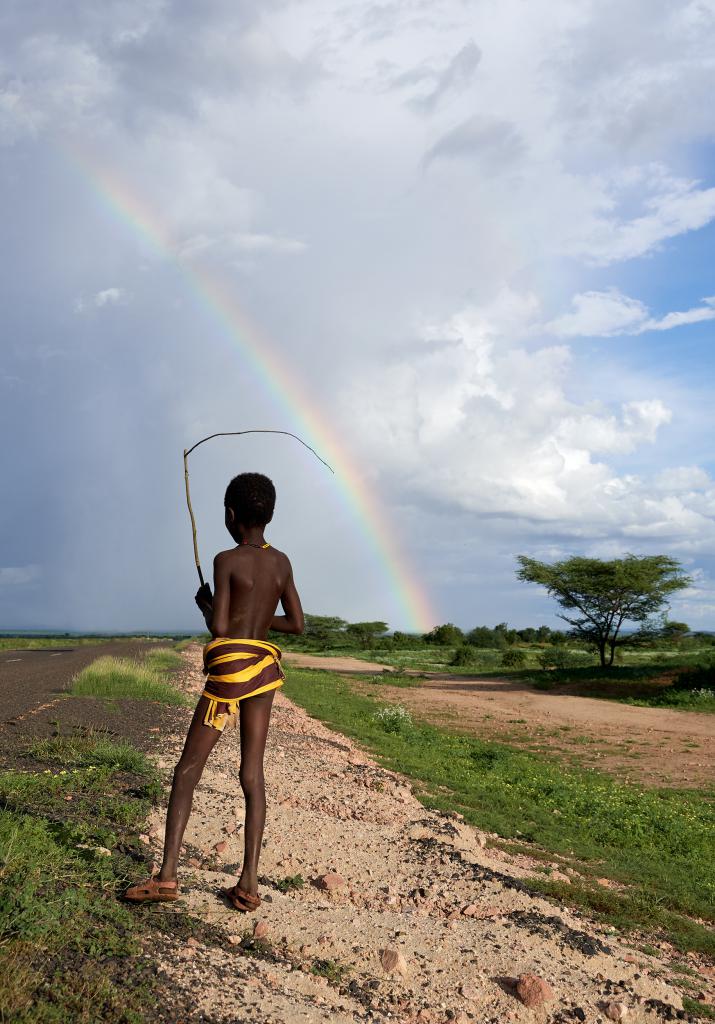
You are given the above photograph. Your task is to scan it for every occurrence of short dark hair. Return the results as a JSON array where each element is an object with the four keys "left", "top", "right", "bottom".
[{"left": 224, "top": 472, "right": 276, "bottom": 527}]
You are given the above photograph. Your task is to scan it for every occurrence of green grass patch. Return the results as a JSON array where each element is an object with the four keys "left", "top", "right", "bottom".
[
  {"left": 283, "top": 668, "right": 715, "bottom": 952},
  {"left": 0, "top": 636, "right": 106, "bottom": 650},
  {"left": 0, "top": 736, "right": 165, "bottom": 1022},
  {"left": 274, "top": 873, "right": 305, "bottom": 892},
  {"left": 143, "top": 647, "right": 184, "bottom": 673},
  {"left": 70, "top": 655, "right": 190, "bottom": 706},
  {"left": 310, "top": 958, "right": 350, "bottom": 985},
  {"left": 683, "top": 997, "right": 715, "bottom": 1021},
  {"left": 27, "top": 731, "right": 152, "bottom": 774}
]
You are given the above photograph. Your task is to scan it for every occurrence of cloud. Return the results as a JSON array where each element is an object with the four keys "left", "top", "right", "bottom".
[
  {"left": 0, "top": 565, "right": 40, "bottom": 586},
  {"left": 343, "top": 290, "right": 714, "bottom": 547},
  {"left": 74, "top": 287, "right": 126, "bottom": 312},
  {"left": 423, "top": 114, "right": 524, "bottom": 169},
  {"left": 395, "top": 40, "right": 481, "bottom": 114},
  {"left": 546, "top": 289, "right": 715, "bottom": 338},
  {"left": 567, "top": 170, "right": 715, "bottom": 265}
]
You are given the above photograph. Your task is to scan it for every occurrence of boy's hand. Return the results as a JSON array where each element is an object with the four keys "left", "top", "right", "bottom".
[{"left": 195, "top": 583, "right": 213, "bottom": 611}]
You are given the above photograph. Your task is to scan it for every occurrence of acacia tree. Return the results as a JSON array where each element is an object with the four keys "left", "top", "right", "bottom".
[{"left": 515, "top": 554, "right": 691, "bottom": 668}]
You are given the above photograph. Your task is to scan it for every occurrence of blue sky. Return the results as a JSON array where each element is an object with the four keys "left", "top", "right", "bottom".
[{"left": 1, "top": 0, "right": 714, "bottom": 633}]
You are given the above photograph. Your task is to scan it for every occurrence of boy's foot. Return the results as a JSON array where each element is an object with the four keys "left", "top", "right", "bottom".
[
  {"left": 124, "top": 875, "right": 180, "bottom": 903},
  {"left": 223, "top": 884, "right": 261, "bottom": 912}
]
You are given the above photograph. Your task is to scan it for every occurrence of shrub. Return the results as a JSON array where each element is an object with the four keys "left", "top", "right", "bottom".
[
  {"left": 451, "top": 646, "right": 480, "bottom": 667},
  {"left": 538, "top": 647, "right": 594, "bottom": 671},
  {"left": 372, "top": 704, "right": 413, "bottom": 734},
  {"left": 501, "top": 648, "right": 527, "bottom": 667},
  {"left": 671, "top": 661, "right": 715, "bottom": 692}
]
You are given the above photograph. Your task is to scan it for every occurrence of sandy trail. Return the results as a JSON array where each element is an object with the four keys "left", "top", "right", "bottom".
[
  {"left": 284, "top": 654, "right": 715, "bottom": 789},
  {"left": 142, "top": 647, "right": 709, "bottom": 1024}
]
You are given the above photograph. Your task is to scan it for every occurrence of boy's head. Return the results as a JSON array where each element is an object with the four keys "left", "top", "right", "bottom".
[{"left": 224, "top": 472, "right": 276, "bottom": 530}]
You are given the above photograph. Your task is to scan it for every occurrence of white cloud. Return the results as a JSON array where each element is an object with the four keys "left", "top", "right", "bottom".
[
  {"left": 343, "top": 292, "right": 714, "bottom": 548},
  {"left": 547, "top": 289, "right": 715, "bottom": 338},
  {"left": 423, "top": 114, "right": 524, "bottom": 170},
  {"left": 74, "top": 287, "right": 126, "bottom": 312},
  {"left": 398, "top": 40, "right": 482, "bottom": 114},
  {"left": 0, "top": 565, "right": 40, "bottom": 586},
  {"left": 567, "top": 170, "right": 715, "bottom": 266}
]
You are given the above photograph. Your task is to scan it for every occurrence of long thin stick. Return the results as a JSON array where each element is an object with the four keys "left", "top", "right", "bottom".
[
  {"left": 183, "top": 449, "right": 205, "bottom": 587},
  {"left": 183, "top": 429, "right": 334, "bottom": 586}
]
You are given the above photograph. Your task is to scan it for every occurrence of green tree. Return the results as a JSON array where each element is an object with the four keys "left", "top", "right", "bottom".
[
  {"left": 660, "top": 620, "right": 690, "bottom": 645},
  {"left": 303, "top": 615, "right": 347, "bottom": 648},
  {"left": 516, "top": 554, "right": 691, "bottom": 668},
  {"left": 345, "top": 621, "right": 389, "bottom": 646},
  {"left": 424, "top": 623, "right": 464, "bottom": 646},
  {"left": 466, "top": 626, "right": 495, "bottom": 648}
]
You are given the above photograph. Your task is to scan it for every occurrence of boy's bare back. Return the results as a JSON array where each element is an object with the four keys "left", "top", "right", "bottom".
[{"left": 209, "top": 546, "right": 297, "bottom": 639}]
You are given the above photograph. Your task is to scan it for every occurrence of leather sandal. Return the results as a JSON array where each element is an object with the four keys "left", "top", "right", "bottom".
[
  {"left": 224, "top": 884, "right": 261, "bottom": 912},
  {"left": 124, "top": 875, "right": 180, "bottom": 903}
]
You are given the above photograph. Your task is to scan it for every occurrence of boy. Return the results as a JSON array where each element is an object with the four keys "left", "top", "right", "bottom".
[{"left": 125, "top": 472, "right": 304, "bottom": 910}]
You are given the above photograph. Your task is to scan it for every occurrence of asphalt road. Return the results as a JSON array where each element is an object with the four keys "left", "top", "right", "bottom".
[{"left": 0, "top": 641, "right": 154, "bottom": 725}]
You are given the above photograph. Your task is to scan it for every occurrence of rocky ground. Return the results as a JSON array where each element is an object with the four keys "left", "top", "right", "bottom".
[{"left": 136, "top": 646, "right": 713, "bottom": 1023}]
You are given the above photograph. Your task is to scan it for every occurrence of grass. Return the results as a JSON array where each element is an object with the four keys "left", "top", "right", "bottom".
[
  {"left": 0, "top": 636, "right": 106, "bottom": 650},
  {"left": 27, "top": 730, "right": 153, "bottom": 774},
  {"left": 0, "top": 738, "right": 164, "bottom": 1022},
  {"left": 274, "top": 873, "right": 305, "bottom": 892},
  {"left": 283, "top": 667, "right": 715, "bottom": 954},
  {"left": 70, "top": 653, "right": 190, "bottom": 706}
]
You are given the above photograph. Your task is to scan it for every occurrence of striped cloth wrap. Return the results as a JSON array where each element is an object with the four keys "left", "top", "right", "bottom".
[{"left": 201, "top": 637, "right": 285, "bottom": 731}]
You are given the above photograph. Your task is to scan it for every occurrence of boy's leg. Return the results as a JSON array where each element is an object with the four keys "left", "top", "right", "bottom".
[
  {"left": 158, "top": 697, "right": 223, "bottom": 882},
  {"left": 235, "top": 688, "right": 276, "bottom": 897}
]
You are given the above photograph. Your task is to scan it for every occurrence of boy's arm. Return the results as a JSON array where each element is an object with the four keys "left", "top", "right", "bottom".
[
  {"left": 208, "top": 553, "right": 232, "bottom": 638},
  {"left": 270, "top": 564, "right": 304, "bottom": 635}
]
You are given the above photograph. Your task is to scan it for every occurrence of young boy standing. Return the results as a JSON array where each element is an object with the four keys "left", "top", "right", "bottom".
[{"left": 126, "top": 472, "right": 304, "bottom": 910}]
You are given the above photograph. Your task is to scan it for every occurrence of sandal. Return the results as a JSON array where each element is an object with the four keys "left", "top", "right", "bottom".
[
  {"left": 223, "top": 884, "right": 261, "bottom": 912},
  {"left": 124, "top": 875, "right": 180, "bottom": 903}
]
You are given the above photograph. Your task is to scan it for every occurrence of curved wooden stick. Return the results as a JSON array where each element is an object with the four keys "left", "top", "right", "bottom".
[
  {"left": 183, "top": 449, "right": 205, "bottom": 587},
  {"left": 183, "top": 429, "right": 334, "bottom": 585}
]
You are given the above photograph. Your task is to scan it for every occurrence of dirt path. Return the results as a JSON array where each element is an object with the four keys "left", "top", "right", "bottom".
[
  {"left": 283, "top": 654, "right": 714, "bottom": 789},
  {"left": 139, "top": 647, "right": 710, "bottom": 1024},
  {"left": 283, "top": 652, "right": 387, "bottom": 674}
]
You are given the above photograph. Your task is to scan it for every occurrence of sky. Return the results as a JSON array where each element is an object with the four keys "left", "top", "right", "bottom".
[{"left": 1, "top": 0, "right": 714, "bottom": 634}]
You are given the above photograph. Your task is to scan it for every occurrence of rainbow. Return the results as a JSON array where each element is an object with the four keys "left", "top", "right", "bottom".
[{"left": 65, "top": 144, "right": 436, "bottom": 632}]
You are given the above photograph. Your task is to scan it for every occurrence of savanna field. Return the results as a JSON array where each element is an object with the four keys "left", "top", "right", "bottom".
[{"left": 1, "top": 625, "right": 713, "bottom": 1022}]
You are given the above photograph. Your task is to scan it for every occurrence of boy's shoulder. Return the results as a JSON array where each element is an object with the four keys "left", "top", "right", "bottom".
[{"left": 214, "top": 545, "right": 291, "bottom": 564}]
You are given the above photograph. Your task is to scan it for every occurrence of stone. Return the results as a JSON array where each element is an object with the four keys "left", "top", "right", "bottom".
[
  {"left": 516, "top": 974, "right": 555, "bottom": 1008},
  {"left": 223, "top": 821, "right": 237, "bottom": 834},
  {"left": 186, "top": 936, "right": 200, "bottom": 947},
  {"left": 380, "top": 946, "right": 409, "bottom": 976},
  {"left": 476, "top": 834, "right": 487, "bottom": 849},
  {"left": 316, "top": 872, "right": 345, "bottom": 890},
  {"left": 454, "top": 1014, "right": 470, "bottom": 1024},
  {"left": 605, "top": 1002, "right": 629, "bottom": 1021},
  {"left": 93, "top": 846, "right": 112, "bottom": 857},
  {"left": 461, "top": 904, "right": 479, "bottom": 917},
  {"left": 253, "top": 920, "right": 269, "bottom": 940},
  {"left": 187, "top": 857, "right": 202, "bottom": 868},
  {"left": 227, "top": 934, "right": 241, "bottom": 945},
  {"left": 460, "top": 980, "right": 482, "bottom": 1000},
  {"left": 214, "top": 840, "right": 228, "bottom": 855},
  {"left": 596, "top": 877, "right": 611, "bottom": 887}
]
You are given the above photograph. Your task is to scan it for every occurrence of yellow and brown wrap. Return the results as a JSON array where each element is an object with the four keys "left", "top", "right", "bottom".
[{"left": 201, "top": 638, "right": 284, "bottom": 731}]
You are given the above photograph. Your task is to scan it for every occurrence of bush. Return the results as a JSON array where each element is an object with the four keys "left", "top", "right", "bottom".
[
  {"left": 372, "top": 704, "right": 413, "bottom": 734},
  {"left": 425, "top": 623, "right": 464, "bottom": 646},
  {"left": 538, "top": 647, "right": 594, "bottom": 671},
  {"left": 501, "top": 648, "right": 527, "bottom": 667},
  {"left": 451, "top": 646, "right": 480, "bottom": 667},
  {"left": 671, "top": 661, "right": 715, "bottom": 692}
]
